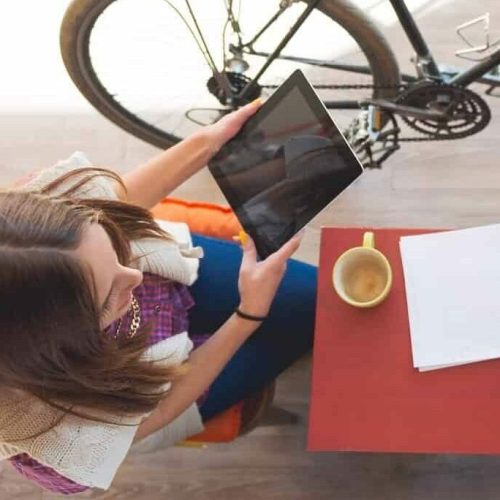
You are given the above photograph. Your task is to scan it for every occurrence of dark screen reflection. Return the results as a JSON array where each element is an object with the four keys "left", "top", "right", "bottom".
[{"left": 210, "top": 86, "right": 363, "bottom": 258}]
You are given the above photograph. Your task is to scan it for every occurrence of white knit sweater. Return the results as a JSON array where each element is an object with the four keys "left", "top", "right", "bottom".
[{"left": 0, "top": 152, "right": 205, "bottom": 489}]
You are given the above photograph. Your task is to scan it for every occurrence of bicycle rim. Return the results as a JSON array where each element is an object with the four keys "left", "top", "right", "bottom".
[{"left": 61, "top": 0, "right": 400, "bottom": 149}]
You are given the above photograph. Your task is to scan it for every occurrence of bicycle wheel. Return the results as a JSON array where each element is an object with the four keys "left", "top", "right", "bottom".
[{"left": 60, "top": 0, "right": 400, "bottom": 150}]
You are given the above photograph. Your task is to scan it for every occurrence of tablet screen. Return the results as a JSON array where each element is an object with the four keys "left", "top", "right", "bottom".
[{"left": 209, "top": 70, "right": 364, "bottom": 258}]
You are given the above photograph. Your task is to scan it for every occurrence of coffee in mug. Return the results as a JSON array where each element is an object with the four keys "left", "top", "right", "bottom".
[{"left": 332, "top": 232, "right": 392, "bottom": 308}]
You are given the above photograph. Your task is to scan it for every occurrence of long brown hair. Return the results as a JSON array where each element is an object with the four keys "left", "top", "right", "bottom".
[{"left": 0, "top": 167, "right": 187, "bottom": 438}]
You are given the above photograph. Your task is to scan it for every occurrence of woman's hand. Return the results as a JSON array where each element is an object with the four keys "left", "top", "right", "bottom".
[
  {"left": 204, "top": 99, "right": 263, "bottom": 155},
  {"left": 237, "top": 232, "right": 304, "bottom": 318}
]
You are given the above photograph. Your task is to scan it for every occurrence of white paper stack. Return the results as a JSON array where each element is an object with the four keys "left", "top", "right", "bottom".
[{"left": 400, "top": 224, "right": 500, "bottom": 371}]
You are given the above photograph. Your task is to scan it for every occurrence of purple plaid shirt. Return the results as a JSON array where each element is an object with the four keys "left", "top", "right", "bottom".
[{"left": 8, "top": 273, "right": 210, "bottom": 495}]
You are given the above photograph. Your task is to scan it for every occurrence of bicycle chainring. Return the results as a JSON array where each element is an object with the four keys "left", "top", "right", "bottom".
[
  {"left": 207, "top": 72, "right": 261, "bottom": 105},
  {"left": 396, "top": 82, "right": 491, "bottom": 139}
]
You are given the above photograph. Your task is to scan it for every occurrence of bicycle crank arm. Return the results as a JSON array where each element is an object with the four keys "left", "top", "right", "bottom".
[{"left": 362, "top": 99, "right": 448, "bottom": 121}]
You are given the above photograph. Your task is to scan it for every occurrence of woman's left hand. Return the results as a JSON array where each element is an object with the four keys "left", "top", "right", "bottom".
[{"left": 204, "top": 98, "right": 263, "bottom": 155}]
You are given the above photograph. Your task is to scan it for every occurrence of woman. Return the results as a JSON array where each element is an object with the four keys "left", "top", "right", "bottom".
[{"left": 0, "top": 100, "right": 317, "bottom": 494}]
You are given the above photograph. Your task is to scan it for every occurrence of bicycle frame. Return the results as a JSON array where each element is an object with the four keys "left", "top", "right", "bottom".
[
  {"left": 388, "top": 0, "right": 500, "bottom": 86},
  {"left": 230, "top": 0, "right": 322, "bottom": 104},
  {"left": 225, "top": 0, "right": 500, "bottom": 108}
]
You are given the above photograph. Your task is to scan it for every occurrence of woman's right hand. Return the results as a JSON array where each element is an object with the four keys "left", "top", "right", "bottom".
[{"left": 237, "top": 232, "right": 304, "bottom": 318}]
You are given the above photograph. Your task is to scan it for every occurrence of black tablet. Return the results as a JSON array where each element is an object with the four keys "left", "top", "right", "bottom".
[{"left": 208, "top": 69, "right": 364, "bottom": 259}]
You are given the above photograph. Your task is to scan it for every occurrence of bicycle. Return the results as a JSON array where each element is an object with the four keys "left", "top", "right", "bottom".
[{"left": 60, "top": 0, "right": 500, "bottom": 169}]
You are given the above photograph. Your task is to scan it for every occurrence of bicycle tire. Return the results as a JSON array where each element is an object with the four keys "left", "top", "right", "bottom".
[{"left": 60, "top": 0, "right": 401, "bottom": 150}]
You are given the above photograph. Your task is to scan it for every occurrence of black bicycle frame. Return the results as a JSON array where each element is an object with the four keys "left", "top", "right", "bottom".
[
  {"left": 388, "top": 0, "right": 500, "bottom": 86},
  {"left": 388, "top": 0, "right": 440, "bottom": 78},
  {"left": 235, "top": 0, "right": 322, "bottom": 103},
  {"left": 223, "top": 0, "right": 500, "bottom": 107}
]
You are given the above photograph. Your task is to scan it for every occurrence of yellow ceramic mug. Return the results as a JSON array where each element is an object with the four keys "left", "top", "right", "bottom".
[{"left": 332, "top": 231, "right": 392, "bottom": 308}]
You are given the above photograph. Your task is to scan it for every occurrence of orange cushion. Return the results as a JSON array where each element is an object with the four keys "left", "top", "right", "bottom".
[
  {"left": 151, "top": 197, "right": 242, "bottom": 241},
  {"left": 185, "top": 401, "right": 243, "bottom": 443}
]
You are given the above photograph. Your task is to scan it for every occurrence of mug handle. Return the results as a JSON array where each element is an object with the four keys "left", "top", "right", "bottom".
[{"left": 363, "top": 231, "right": 375, "bottom": 249}]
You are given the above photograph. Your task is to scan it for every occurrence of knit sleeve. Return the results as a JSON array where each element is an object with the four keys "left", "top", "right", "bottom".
[
  {"left": 16, "top": 151, "right": 119, "bottom": 201},
  {"left": 7, "top": 151, "right": 109, "bottom": 494},
  {"left": 9, "top": 453, "right": 90, "bottom": 495}
]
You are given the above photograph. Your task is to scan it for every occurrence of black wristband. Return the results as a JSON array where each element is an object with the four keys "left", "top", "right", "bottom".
[{"left": 235, "top": 307, "right": 267, "bottom": 322}]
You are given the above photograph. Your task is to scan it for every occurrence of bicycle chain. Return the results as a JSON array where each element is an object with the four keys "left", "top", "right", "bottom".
[
  {"left": 261, "top": 82, "right": 482, "bottom": 143},
  {"left": 261, "top": 83, "right": 406, "bottom": 90}
]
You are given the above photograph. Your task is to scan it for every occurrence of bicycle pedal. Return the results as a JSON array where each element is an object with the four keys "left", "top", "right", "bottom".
[{"left": 455, "top": 13, "right": 500, "bottom": 61}]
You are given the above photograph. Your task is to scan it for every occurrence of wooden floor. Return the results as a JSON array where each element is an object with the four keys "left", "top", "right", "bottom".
[{"left": 1, "top": 0, "right": 500, "bottom": 498}]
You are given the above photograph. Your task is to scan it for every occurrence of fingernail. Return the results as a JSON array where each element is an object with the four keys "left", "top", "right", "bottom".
[
  {"left": 232, "top": 230, "right": 248, "bottom": 246},
  {"left": 239, "top": 230, "right": 248, "bottom": 246},
  {"left": 250, "top": 97, "right": 263, "bottom": 107}
]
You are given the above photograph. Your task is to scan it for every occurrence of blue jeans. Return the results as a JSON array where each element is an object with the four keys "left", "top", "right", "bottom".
[{"left": 188, "top": 234, "right": 317, "bottom": 422}]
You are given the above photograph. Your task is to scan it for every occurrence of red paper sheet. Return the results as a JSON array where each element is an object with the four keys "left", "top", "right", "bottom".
[{"left": 308, "top": 227, "right": 500, "bottom": 454}]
